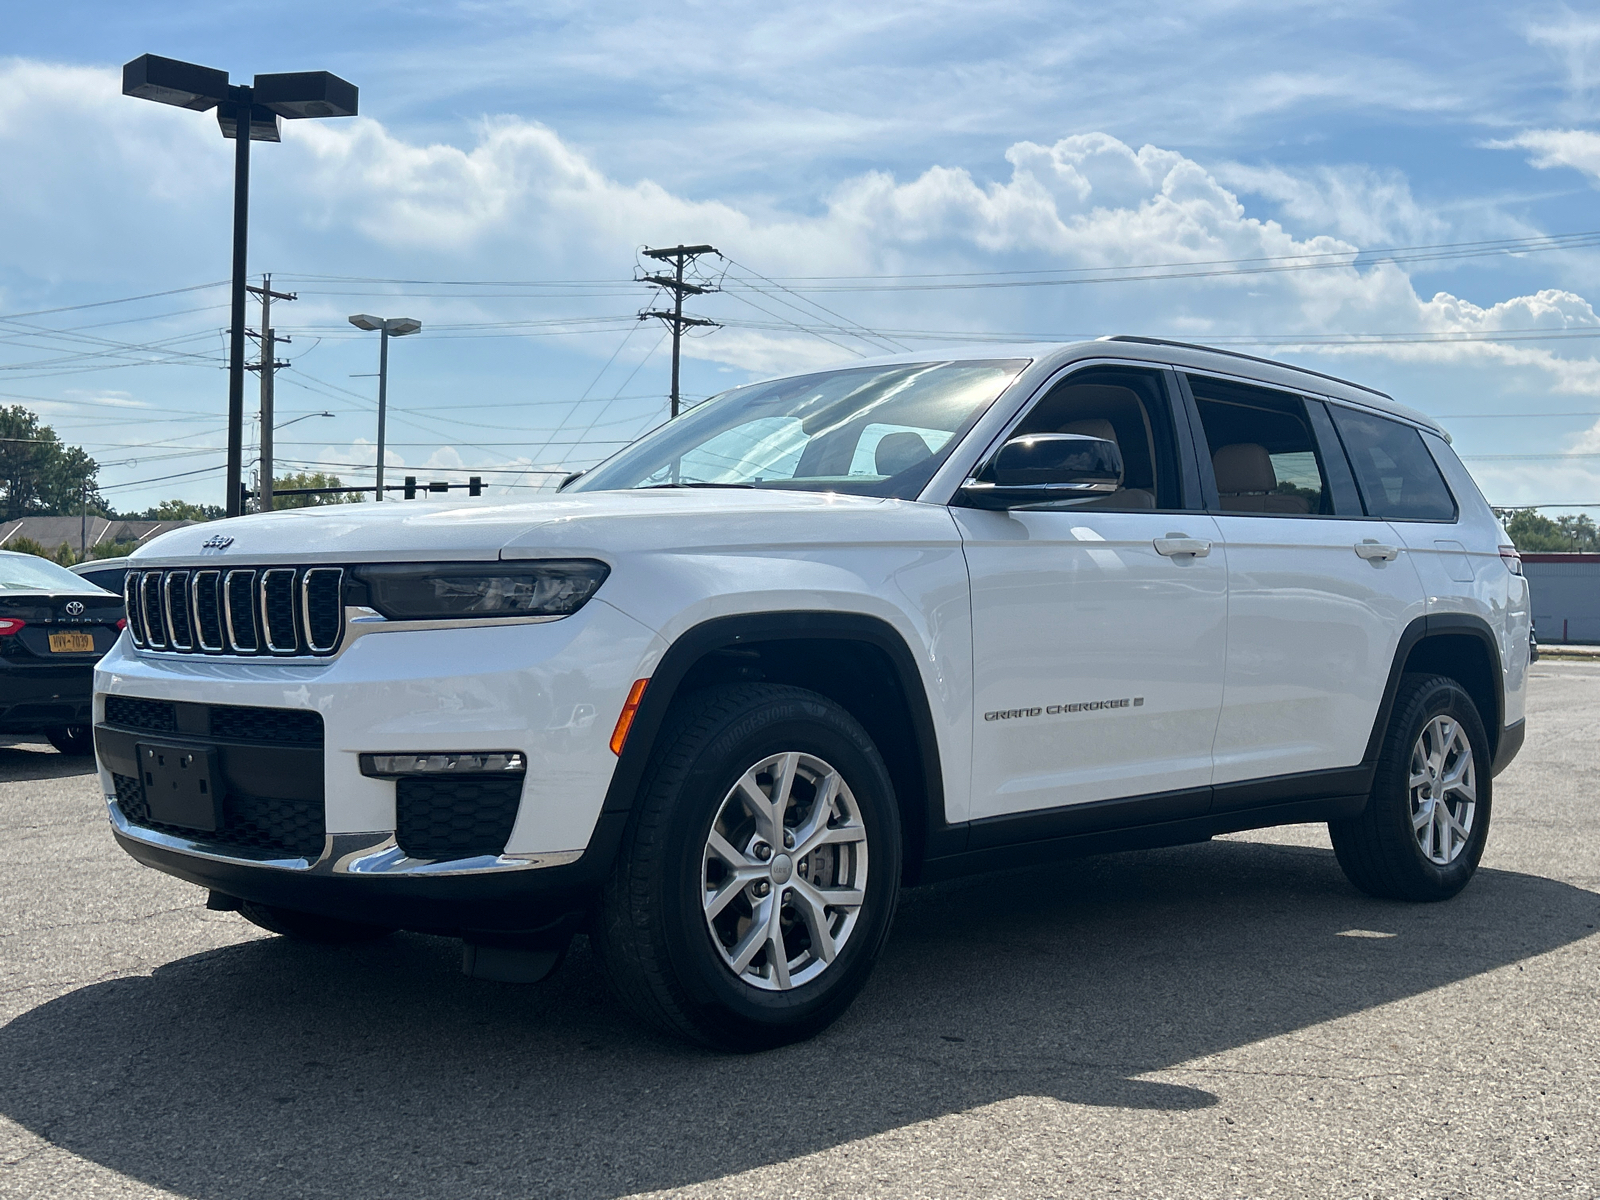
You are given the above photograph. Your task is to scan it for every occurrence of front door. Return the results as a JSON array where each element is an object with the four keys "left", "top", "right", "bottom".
[{"left": 956, "top": 365, "right": 1229, "bottom": 821}]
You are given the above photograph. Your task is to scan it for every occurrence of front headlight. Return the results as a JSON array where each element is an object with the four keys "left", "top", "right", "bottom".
[{"left": 349, "top": 560, "right": 610, "bottom": 620}]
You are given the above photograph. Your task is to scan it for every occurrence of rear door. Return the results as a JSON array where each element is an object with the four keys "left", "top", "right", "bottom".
[
  {"left": 956, "top": 363, "right": 1227, "bottom": 820},
  {"left": 1183, "top": 373, "right": 1428, "bottom": 788}
]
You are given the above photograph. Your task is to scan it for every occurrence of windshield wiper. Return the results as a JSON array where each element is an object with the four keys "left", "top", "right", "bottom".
[{"left": 643, "top": 481, "right": 758, "bottom": 489}]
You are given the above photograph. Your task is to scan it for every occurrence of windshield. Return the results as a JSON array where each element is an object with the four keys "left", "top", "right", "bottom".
[
  {"left": 0, "top": 552, "right": 102, "bottom": 592},
  {"left": 572, "top": 359, "right": 1029, "bottom": 498}
]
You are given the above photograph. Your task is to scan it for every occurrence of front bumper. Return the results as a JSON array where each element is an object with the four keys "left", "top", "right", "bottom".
[
  {"left": 111, "top": 805, "right": 628, "bottom": 933},
  {"left": 94, "top": 599, "right": 662, "bottom": 914}
]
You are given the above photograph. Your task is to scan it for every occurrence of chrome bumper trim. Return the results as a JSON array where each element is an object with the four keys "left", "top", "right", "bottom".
[{"left": 107, "top": 799, "right": 583, "bottom": 876}]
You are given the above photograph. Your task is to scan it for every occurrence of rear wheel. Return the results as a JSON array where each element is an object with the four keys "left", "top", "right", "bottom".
[
  {"left": 237, "top": 902, "right": 396, "bottom": 944},
  {"left": 1330, "top": 673, "right": 1492, "bottom": 901},
  {"left": 596, "top": 683, "right": 901, "bottom": 1051},
  {"left": 45, "top": 725, "right": 93, "bottom": 756}
]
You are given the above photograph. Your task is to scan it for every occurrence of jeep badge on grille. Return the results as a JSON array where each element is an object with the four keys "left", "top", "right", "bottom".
[{"left": 201, "top": 535, "right": 234, "bottom": 550}]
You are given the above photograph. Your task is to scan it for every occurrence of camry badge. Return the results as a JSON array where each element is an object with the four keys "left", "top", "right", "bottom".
[
  {"left": 64, "top": 601, "right": 85, "bottom": 616},
  {"left": 201, "top": 535, "right": 235, "bottom": 550}
]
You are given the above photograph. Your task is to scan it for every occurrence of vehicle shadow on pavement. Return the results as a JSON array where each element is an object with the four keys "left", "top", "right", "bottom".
[
  {"left": 0, "top": 745, "right": 95, "bottom": 784},
  {"left": 1, "top": 839, "right": 1595, "bottom": 1199}
]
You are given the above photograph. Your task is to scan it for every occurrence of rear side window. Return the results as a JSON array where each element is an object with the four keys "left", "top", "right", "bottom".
[
  {"left": 1185, "top": 375, "right": 1338, "bottom": 516},
  {"left": 1328, "top": 406, "right": 1457, "bottom": 522}
]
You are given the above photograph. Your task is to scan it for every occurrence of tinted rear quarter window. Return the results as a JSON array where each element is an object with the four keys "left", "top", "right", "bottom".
[{"left": 1329, "top": 405, "right": 1457, "bottom": 522}]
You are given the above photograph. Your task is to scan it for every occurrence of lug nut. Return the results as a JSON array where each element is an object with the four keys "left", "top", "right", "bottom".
[
  {"left": 783, "top": 830, "right": 796, "bottom": 849},
  {"left": 753, "top": 880, "right": 771, "bottom": 897},
  {"left": 752, "top": 841, "right": 772, "bottom": 861}
]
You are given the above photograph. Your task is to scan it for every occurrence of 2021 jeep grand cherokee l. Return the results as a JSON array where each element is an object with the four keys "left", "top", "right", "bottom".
[{"left": 95, "top": 337, "right": 1529, "bottom": 1049}]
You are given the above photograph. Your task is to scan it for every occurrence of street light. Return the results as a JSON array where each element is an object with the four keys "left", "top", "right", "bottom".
[
  {"left": 348, "top": 316, "right": 422, "bottom": 501},
  {"left": 123, "top": 54, "right": 358, "bottom": 518}
]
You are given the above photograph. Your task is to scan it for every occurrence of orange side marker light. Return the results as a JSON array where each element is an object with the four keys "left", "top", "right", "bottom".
[{"left": 610, "top": 678, "right": 650, "bottom": 756}]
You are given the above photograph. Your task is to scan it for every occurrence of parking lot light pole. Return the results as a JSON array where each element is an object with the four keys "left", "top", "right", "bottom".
[
  {"left": 348, "top": 316, "right": 422, "bottom": 501},
  {"left": 122, "top": 54, "right": 358, "bottom": 517}
]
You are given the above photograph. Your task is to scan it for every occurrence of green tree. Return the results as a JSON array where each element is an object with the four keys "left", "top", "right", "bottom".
[
  {"left": 0, "top": 406, "right": 106, "bottom": 520},
  {"left": 91, "top": 539, "right": 141, "bottom": 560},
  {"left": 5, "top": 536, "right": 46, "bottom": 557},
  {"left": 1501, "top": 509, "right": 1600, "bottom": 552},
  {"left": 270, "top": 471, "right": 362, "bottom": 510},
  {"left": 130, "top": 498, "right": 225, "bottom": 522}
]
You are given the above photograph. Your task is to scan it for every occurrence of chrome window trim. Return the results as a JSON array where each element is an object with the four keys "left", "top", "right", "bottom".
[
  {"left": 300, "top": 566, "right": 344, "bottom": 654},
  {"left": 163, "top": 570, "right": 193, "bottom": 650},
  {"left": 139, "top": 571, "right": 167, "bottom": 649},
  {"left": 260, "top": 568, "right": 299, "bottom": 654},
  {"left": 124, "top": 572, "right": 146, "bottom": 647},
  {"left": 191, "top": 569, "right": 224, "bottom": 652},
  {"left": 223, "top": 569, "right": 258, "bottom": 653}
]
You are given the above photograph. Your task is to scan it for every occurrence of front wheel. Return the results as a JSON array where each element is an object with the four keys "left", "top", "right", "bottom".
[
  {"left": 595, "top": 683, "right": 902, "bottom": 1051},
  {"left": 1330, "top": 673, "right": 1492, "bottom": 901},
  {"left": 46, "top": 725, "right": 94, "bottom": 756}
]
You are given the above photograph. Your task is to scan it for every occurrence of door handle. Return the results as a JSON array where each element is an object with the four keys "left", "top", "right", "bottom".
[
  {"left": 1355, "top": 539, "right": 1399, "bottom": 561},
  {"left": 1154, "top": 536, "right": 1212, "bottom": 558}
]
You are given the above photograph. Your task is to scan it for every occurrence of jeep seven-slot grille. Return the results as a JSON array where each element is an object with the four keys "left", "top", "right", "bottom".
[{"left": 125, "top": 566, "right": 344, "bottom": 657}]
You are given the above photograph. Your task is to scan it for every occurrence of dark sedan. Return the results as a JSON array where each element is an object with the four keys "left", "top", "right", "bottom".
[{"left": 0, "top": 551, "right": 124, "bottom": 755}]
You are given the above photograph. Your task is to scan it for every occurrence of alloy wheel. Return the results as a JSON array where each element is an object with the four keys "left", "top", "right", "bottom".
[
  {"left": 700, "top": 751, "right": 869, "bottom": 991},
  {"left": 1409, "top": 713, "right": 1477, "bottom": 865}
]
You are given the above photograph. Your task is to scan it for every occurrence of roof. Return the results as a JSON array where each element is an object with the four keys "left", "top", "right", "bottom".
[
  {"left": 0, "top": 517, "right": 195, "bottom": 554},
  {"left": 811, "top": 337, "right": 1445, "bottom": 435}
]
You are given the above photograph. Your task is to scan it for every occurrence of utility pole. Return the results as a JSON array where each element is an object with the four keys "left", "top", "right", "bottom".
[
  {"left": 246, "top": 275, "right": 295, "bottom": 511},
  {"left": 639, "top": 244, "right": 720, "bottom": 418}
]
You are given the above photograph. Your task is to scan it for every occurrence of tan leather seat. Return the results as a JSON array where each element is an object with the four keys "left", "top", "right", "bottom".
[
  {"left": 1212, "top": 443, "right": 1309, "bottom": 514},
  {"left": 1059, "top": 418, "right": 1155, "bottom": 509}
]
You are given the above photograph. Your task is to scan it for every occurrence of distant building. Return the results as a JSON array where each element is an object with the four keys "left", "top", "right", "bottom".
[
  {"left": 0, "top": 517, "right": 194, "bottom": 558},
  {"left": 1523, "top": 553, "right": 1600, "bottom": 644}
]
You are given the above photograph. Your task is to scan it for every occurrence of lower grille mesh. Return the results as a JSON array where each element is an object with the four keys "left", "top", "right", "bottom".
[
  {"left": 395, "top": 776, "right": 523, "bottom": 861},
  {"left": 114, "top": 772, "right": 325, "bottom": 860}
]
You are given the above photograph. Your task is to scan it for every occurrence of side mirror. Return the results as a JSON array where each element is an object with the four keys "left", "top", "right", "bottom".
[{"left": 956, "top": 433, "right": 1124, "bottom": 510}]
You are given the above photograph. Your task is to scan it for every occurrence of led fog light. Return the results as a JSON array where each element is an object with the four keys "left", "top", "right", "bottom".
[{"left": 359, "top": 751, "right": 527, "bottom": 778}]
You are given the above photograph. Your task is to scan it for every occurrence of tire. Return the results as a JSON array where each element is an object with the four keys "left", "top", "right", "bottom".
[
  {"left": 595, "top": 683, "right": 902, "bottom": 1051},
  {"left": 45, "top": 725, "right": 94, "bottom": 757},
  {"left": 1330, "top": 673, "right": 1492, "bottom": 902},
  {"left": 237, "top": 902, "right": 396, "bottom": 944}
]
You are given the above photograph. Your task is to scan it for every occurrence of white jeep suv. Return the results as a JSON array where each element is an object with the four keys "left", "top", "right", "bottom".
[{"left": 94, "top": 337, "right": 1530, "bottom": 1050}]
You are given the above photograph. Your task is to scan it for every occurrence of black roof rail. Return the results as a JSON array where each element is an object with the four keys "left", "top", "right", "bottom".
[{"left": 1099, "top": 335, "right": 1394, "bottom": 401}]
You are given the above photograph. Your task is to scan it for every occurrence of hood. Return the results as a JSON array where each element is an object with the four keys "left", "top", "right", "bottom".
[{"left": 129, "top": 489, "right": 918, "bottom": 565}]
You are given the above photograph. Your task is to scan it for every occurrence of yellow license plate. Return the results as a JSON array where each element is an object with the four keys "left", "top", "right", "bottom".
[{"left": 48, "top": 632, "right": 95, "bottom": 653}]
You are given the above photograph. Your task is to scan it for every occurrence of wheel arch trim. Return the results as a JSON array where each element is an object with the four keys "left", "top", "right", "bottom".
[
  {"left": 599, "top": 611, "right": 957, "bottom": 877},
  {"left": 1362, "top": 612, "right": 1507, "bottom": 770}
]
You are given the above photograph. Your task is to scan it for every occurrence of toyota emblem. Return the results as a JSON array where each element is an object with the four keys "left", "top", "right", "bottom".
[{"left": 64, "top": 601, "right": 85, "bottom": 616}]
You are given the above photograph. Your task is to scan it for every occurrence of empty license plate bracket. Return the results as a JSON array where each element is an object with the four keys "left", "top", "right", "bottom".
[{"left": 136, "top": 742, "right": 223, "bottom": 832}]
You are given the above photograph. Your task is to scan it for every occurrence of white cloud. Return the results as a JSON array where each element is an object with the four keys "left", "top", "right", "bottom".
[
  {"left": 1489, "top": 128, "right": 1600, "bottom": 181},
  {"left": 9, "top": 58, "right": 1600, "bottom": 505}
]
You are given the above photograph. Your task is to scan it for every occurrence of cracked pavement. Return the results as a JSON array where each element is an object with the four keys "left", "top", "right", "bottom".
[{"left": 0, "top": 665, "right": 1597, "bottom": 1198}]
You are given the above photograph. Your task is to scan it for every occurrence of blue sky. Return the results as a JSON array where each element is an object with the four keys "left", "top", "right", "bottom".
[{"left": 7, "top": 2, "right": 1600, "bottom": 511}]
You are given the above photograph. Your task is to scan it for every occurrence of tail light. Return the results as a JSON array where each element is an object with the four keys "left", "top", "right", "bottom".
[
  {"left": 117, "top": 618, "right": 127, "bottom": 631},
  {"left": 1499, "top": 545, "right": 1523, "bottom": 575},
  {"left": 0, "top": 618, "right": 25, "bottom": 636}
]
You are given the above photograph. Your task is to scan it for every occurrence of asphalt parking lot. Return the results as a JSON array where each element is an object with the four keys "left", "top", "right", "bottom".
[{"left": 1, "top": 666, "right": 1597, "bottom": 1200}]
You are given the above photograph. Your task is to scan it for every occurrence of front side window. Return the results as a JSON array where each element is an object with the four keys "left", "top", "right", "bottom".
[
  {"left": 986, "top": 366, "right": 1185, "bottom": 510},
  {"left": 1329, "top": 406, "right": 1458, "bottom": 522},
  {"left": 572, "top": 360, "right": 1029, "bottom": 499},
  {"left": 1187, "top": 375, "right": 1336, "bottom": 516}
]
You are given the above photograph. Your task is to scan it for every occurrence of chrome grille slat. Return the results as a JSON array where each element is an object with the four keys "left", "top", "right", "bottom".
[
  {"left": 192, "top": 570, "right": 224, "bottom": 652},
  {"left": 301, "top": 568, "right": 344, "bottom": 653},
  {"left": 164, "top": 571, "right": 193, "bottom": 650},
  {"left": 129, "top": 565, "right": 344, "bottom": 658},
  {"left": 124, "top": 572, "right": 146, "bottom": 647},
  {"left": 260, "top": 568, "right": 299, "bottom": 654},
  {"left": 139, "top": 571, "right": 166, "bottom": 649}
]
